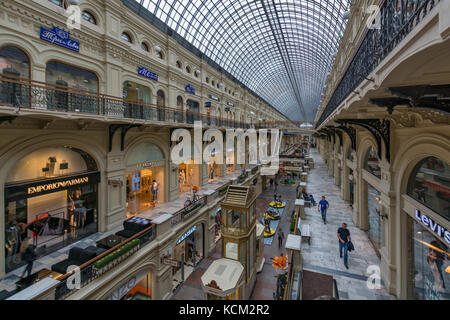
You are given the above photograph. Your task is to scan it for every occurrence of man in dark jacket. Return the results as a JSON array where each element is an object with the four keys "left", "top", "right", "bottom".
[
  {"left": 21, "top": 243, "right": 36, "bottom": 278},
  {"left": 337, "top": 223, "right": 351, "bottom": 269}
]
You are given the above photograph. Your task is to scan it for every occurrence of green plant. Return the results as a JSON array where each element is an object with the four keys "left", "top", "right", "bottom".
[
  {"left": 94, "top": 238, "right": 140, "bottom": 269},
  {"left": 290, "top": 217, "right": 296, "bottom": 233}
]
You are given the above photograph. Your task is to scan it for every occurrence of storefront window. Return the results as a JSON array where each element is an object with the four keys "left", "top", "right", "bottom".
[
  {"left": 126, "top": 142, "right": 165, "bottom": 216},
  {"left": 364, "top": 146, "right": 381, "bottom": 179},
  {"left": 123, "top": 81, "right": 151, "bottom": 119},
  {"left": 410, "top": 220, "right": 449, "bottom": 300},
  {"left": 173, "top": 224, "right": 204, "bottom": 290},
  {"left": 0, "top": 46, "right": 30, "bottom": 107},
  {"left": 408, "top": 157, "right": 450, "bottom": 220},
  {"left": 4, "top": 146, "right": 99, "bottom": 273},
  {"left": 368, "top": 184, "right": 382, "bottom": 256},
  {"left": 157, "top": 90, "right": 165, "bottom": 121},
  {"left": 176, "top": 96, "right": 183, "bottom": 122},
  {"left": 46, "top": 61, "right": 98, "bottom": 93},
  {"left": 186, "top": 99, "right": 199, "bottom": 124},
  {"left": 122, "top": 273, "right": 152, "bottom": 300}
]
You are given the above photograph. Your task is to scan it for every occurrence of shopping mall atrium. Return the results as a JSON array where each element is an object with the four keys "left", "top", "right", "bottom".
[{"left": 0, "top": 0, "right": 448, "bottom": 302}]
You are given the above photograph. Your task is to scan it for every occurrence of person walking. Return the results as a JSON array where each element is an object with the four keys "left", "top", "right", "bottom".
[
  {"left": 20, "top": 242, "right": 36, "bottom": 279},
  {"left": 318, "top": 196, "right": 329, "bottom": 224},
  {"left": 274, "top": 180, "right": 278, "bottom": 192},
  {"left": 270, "top": 178, "right": 274, "bottom": 189},
  {"left": 278, "top": 230, "right": 285, "bottom": 249},
  {"left": 337, "top": 223, "right": 351, "bottom": 269}
]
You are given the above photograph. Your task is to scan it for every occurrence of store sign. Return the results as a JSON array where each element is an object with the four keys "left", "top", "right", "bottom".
[
  {"left": 226, "top": 102, "right": 234, "bottom": 107},
  {"left": 415, "top": 210, "right": 450, "bottom": 245},
  {"left": 185, "top": 84, "right": 195, "bottom": 95},
  {"left": 138, "top": 67, "right": 158, "bottom": 81},
  {"left": 176, "top": 225, "right": 197, "bottom": 245},
  {"left": 5, "top": 171, "right": 101, "bottom": 201},
  {"left": 28, "top": 176, "right": 89, "bottom": 195},
  {"left": 208, "top": 94, "right": 220, "bottom": 102},
  {"left": 135, "top": 160, "right": 165, "bottom": 170},
  {"left": 163, "top": 258, "right": 180, "bottom": 268},
  {"left": 40, "top": 27, "right": 79, "bottom": 52},
  {"left": 204, "top": 102, "right": 211, "bottom": 108}
]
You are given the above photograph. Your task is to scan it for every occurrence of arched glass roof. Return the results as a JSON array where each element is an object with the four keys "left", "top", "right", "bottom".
[{"left": 132, "top": 0, "right": 349, "bottom": 122}]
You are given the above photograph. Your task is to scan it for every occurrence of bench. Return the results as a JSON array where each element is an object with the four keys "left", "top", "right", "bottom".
[{"left": 297, "top": 217, "right": 311, "bottom": 245}]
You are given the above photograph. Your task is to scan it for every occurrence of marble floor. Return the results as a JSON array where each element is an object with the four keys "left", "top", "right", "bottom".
[
  {"left": 300, "top": 149, "right": 395, "bottom": 300},
  {"left": 171, "top": 148, "right": 396, "bottom": 300}
]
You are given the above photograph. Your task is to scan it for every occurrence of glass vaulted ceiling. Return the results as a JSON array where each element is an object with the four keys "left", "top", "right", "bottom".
[{"left": 134, "top": 0, "right": 349, "bottom": 123}]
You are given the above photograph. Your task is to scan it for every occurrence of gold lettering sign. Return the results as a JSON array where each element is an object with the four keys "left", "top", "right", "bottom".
[{"left": 27, "top": 177, "right": 89, "bottom": 195}]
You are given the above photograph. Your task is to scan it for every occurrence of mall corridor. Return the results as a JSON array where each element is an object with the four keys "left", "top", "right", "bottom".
[
  {"left": 172, "top": 148, "right": 395, "bottom": 300},
  {"left": 301, "top": 149, "right": 394, "bottom": 300}
]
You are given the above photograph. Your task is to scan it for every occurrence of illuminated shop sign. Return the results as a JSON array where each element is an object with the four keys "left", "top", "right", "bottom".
[
  {"left": 226, "top": 102, "right": 234, "bottom": 107},
  {"left": 138, "top": 67, "right": 158, "bottom": 81},
  {"left": 28, "top": 177, "right": 89, "bottom": 195},
  {"left": 176, "top": 225, "right": 197, "bottom": 245},
  {"left": 415, "top": 209, "right": 450, "bottom": 245},
  {"left": 185, "top": 84, "right": 195, "bottom": 94},
  {"left": 135, "top": 160, "right": 165, "bottom": 170},
  {"left": 5, "top": 171, "right": 100, "bottom": 201},
  {"left": 40, "top": 27, "right": 79, "bottom": 52},
  {"left": 204, "top": 102, "right": 211, "bottom": 108},
  {"left": 208, "top": 94, "right": 220, "bottom": 102}
]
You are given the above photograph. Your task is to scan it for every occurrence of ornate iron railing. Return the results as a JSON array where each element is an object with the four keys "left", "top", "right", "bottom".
[
  {"left": 0, "top": 74, "right": 288, "bottom": 130},
  {"left": 316, "top": 0, "right": 440, "bottom": 128}
]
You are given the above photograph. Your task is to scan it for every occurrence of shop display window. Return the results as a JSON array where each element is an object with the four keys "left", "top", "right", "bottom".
[
  {"left": 4, "top": 147, "right": 99, "bottom": 274},
  {"left": 364, "top": 146, "right": 381, "bottom": 179},
  {"left": 410, "top": 220, "right": 449, "bottom": 300},
  {"left": 408, "top": 157, "right": 450, "bottom": 220}
]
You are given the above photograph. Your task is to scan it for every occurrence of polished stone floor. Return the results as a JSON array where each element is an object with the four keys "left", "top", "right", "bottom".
[
  {"left": 300, "top": 149, "right": 395, "bottom": 300},
  {"left": 172, "top": 148, "right": 396, "bottom": 300}
]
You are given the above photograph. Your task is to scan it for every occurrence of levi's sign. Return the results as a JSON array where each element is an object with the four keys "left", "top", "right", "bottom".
[
  {"left": 138, "top": 67, "right": 158, "bottom": 81},
  {"left": 40, "top": 27, "right": 79, "bottom": 52},
  {"left": 415, "top": 209, "right": 450, "bottom": 245}
]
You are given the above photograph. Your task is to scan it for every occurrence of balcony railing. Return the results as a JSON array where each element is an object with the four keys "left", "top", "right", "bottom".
[
  {"left": 54, "top": 224, "right": 156, "bottom": 300},
  {"left": 0, "top": 74, "right": 283, "bottom": 130},
  {"left": 316, "top": 0, "right": 440, "bottom": 128}
]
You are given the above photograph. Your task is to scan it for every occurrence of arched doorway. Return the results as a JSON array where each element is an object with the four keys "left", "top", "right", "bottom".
[
  {"left": 0, "top": 46, "right": 30, "bottom": 107},
  {"left": 4, "top": 146, "right": 100, "bottom": 273},
  {"left": 176, "top": 95, "right": 184, "bottom": 123},
  {"left": 172, "top": 222, "right": 205, "bottom": 291},
  {"left": 125, "top": 141, "right": 166, "bottom": 215},
  {"left": 402, "top": 156, "right": 450, "bottom": 300},
  {"left": 362, "top": 146, "right": 383, "bottom": 257},
  {"left": 157, "top": 90, "right": 165, "bottom": 121}
]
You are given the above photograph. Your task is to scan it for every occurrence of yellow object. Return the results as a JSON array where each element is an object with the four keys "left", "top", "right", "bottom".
[
  {"left": 269, "top": 201, "right": 285, "bottom": 208},
  {"left": 264, "top": 211, "right": 280, "bottom": 220},
  {"left": 263, "top": 227, "right": 275, "bottom": 237}
]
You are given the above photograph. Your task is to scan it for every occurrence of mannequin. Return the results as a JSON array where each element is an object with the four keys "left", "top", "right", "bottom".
[
  {"left": 151, "top": 180, "right": 159, "bottom": 205},
  {"left": 179, "top": 171, "right": 185, "bottom": 193}
]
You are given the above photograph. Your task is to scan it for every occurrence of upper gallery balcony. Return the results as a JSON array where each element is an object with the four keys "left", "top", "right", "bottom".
[{"left": 0, "top": 73, "right": 281, "bottom": 130}]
